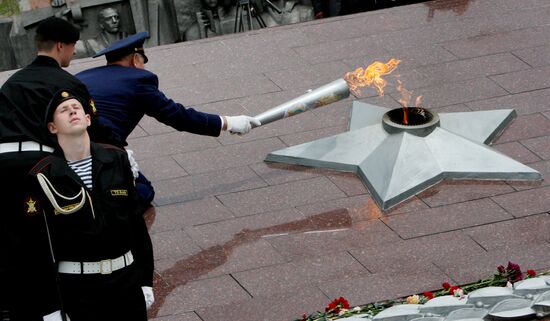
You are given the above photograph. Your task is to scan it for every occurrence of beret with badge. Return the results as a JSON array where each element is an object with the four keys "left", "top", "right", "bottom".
[{"left": 45, "top": 89, "right": 88, "bottom": 125}]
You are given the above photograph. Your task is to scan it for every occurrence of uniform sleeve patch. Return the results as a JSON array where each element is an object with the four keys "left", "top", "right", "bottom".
[
  {"left": 24, "top": 196, "right": 40, "bottom": 216},
  {"left": 110, "top": 189, "right": 128, "bottom": 196}
]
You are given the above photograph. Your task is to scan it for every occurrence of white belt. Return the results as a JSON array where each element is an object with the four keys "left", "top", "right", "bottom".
[
  {"left": 0, "top": 141, "right": 54, "bottom": 154},
  {"left": 58, "top": 251, "right": 134, "bottom": 275}
]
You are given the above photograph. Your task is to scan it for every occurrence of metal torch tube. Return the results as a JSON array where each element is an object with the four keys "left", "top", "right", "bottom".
[{"left": 254, "top": 78, "right": 350, "bottom": 127}]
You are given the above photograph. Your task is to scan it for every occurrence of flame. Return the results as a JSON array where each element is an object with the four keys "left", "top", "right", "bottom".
[
  {"left": 396, "top": 80, "right": 423, "bottom": 125},
  {"left": 344, "top": 58, "right": 401, "bottom": 96}
]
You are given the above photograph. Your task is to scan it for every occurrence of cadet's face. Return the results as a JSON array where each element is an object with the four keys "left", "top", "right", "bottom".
[
  {"left": 48, "top": 99, "right": 91, "bottom": 135},
  {"left": 101, "top": 9, "right": 120, "bottom": 33}
]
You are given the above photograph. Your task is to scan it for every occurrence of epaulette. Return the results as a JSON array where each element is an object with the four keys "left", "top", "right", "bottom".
[{"left": 28, "top": 155, "right": 56, "bottom": 176}]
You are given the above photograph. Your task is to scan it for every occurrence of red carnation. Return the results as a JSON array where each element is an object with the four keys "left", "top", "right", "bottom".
[
  {"left": 527, "top": 269, "right": 536, "bottom": 277},
  {"left": 497, "top": 265, "right": 506, "bottom": 274},
  {"left": 423, "top": 291, "right": 434, "bottom": 300},
  {"left": 506, "top": 261, "right": 523, "bottom": 282},
  {"left": 325, "top": 297, "right": 350, "bottom": 314},
  {"left": 442, "top": 282, "right": 451, "bottom": 290}
]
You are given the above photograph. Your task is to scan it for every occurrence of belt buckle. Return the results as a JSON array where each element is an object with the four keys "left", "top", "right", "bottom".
[{"left": 100, "top": 259, "right": 113, "bottom": 274}]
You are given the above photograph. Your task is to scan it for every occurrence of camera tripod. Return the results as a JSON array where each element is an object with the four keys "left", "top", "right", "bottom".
[{"left": 233, "top": 0, "right": 282, "bottom": 33}]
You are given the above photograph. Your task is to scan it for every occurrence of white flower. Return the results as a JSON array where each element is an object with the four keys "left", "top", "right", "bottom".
[{"left": 406, "top": 295, "right": 420, "bottom": 304}]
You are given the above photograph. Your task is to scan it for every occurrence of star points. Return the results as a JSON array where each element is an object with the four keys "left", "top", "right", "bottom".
[{"left": 266, "top": 102, "right": 542, "bottom": 210}]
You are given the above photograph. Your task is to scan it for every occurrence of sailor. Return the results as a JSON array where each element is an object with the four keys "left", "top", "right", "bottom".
[{"left": 21, "top": 89, "right": 153, "bottom": 321}]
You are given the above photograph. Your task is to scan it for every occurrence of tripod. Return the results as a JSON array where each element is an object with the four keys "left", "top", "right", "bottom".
[{"left": 233, "top": 0, "right": 282, "bottom": 33}]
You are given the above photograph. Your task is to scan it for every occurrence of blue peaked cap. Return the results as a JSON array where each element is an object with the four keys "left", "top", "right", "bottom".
[{"left": 93, "top": 31, "right": 149, "bottom": 63}]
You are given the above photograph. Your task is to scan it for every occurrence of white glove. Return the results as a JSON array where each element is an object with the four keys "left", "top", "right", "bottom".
[
  {"left": 125, "top": 149, "right": 140, "bottom": 179},
  {"left": 142, "top": 286, "right": 155, "bottom": 310},
  {"left": 225, "top": 115, "right": 261, "bottom": 135},
  {"left": 43, "top": 310, "right": 71, "bottom": 321}
]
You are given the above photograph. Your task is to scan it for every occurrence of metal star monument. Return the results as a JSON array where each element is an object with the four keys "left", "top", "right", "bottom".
[{"left": 265, "top": 102, "right": 542, "bottom": 210}]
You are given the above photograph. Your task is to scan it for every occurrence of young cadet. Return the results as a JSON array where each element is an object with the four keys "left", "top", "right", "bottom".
[
  {"left": 0, "top": 17, "right": 114, "bottom": 320},
  {"left": 76, "top": 31, "right": 261, "bottom": 208},
  {"left": 21, "top": 89, "right": 153, "bottom": 321}
]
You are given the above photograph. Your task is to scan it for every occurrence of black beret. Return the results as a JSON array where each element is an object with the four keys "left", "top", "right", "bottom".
[
  {"left": 36, "top": 17, "right": 80, "bottom": 43},
  {"left": 93, "top": 31, "right": 149, "bottom": 63},
  {"left": 45, "top": 89, "right": 88, "bottom": 125}
]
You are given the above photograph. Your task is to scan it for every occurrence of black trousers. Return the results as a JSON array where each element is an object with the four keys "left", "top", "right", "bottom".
[
  {"left": 60, "top": 265, "right": 147, "bottom": 321},
  {"left": 0, "top": 151, "right": 55, "bottom": 320}
]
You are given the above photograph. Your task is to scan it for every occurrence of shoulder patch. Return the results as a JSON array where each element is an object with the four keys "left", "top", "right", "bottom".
[{"left": 23, "top": 196, "right": 40, "bottom": 216}]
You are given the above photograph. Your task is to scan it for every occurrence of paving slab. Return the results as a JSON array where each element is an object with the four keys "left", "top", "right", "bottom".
[
  {"left": 466, "top": 88, "right": 550, "bottom": 116},
  {"left": 381, "top": 198, "right": 513, "bottom": 239},
  {"left": 463, "top": 213, "right": 550, "bottom": 251},
  {"left": 349, "top": 230, "right": 487, "bottom": 274}
]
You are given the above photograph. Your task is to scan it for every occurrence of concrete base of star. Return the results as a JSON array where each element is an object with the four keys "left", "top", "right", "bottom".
[{"left": 265, "top": 102, "right": 542, "bottom": 210}]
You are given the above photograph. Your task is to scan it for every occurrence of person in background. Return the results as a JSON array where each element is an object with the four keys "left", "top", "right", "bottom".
[
  {"left": 76, "top": 32, "right": 260, "bottom": 210},
  {"left": 24, "top": 89, "right": 153, "bottom": 321}
]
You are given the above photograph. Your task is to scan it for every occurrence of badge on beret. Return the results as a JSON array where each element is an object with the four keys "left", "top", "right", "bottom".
[
  {"left": 89, "top": 99, "right": 97, "bottom": 115},
  {"left": 61, "top": 91, "right": 69, "bottom": 98},
  {"left": 24, "top": 196, "right": 40, "bottom": 216}
]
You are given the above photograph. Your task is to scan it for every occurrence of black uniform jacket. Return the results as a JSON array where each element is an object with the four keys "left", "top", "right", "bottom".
[
  {"left": 0, "top": 55, "right": 114, "bottom": 146},
  {"left": 17, "top": 143, "right": 153, "bottom": 317},
  {"left": 76, "top": 65, "right": 222, "bottom": 146}
]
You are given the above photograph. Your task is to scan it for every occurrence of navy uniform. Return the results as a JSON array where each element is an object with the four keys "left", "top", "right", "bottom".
[
  {"left": 76, "top": 32, "right": 223, "bottom": 207},
  {"left": 0, "top": 18, "right": 113, "bottom": 320},
  {"left": 16, "top": 90, "right": 153, "bottom": 321},
  {"left": 76, "top": 32, "right": 223, "bottom": 147}
]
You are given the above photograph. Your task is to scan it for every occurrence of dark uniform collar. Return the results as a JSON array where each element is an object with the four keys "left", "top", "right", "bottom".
[
  {"left": 32, "top": 55, "right": 61, "bottom": 67},
  {"left": 48, "top": 142, "right": 116, "bottom": 177}
]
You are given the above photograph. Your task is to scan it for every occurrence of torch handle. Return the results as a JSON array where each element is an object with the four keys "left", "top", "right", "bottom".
[{"left": 253, "top": 78, "right": 350, "bottom": 127}]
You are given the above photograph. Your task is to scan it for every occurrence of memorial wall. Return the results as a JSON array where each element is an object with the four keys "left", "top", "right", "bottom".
[{"left": 0, "top": 0, "right": 426, "bottom": 71}]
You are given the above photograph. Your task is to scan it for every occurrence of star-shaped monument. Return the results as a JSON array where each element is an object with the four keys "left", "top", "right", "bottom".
[{"left": 265, "top": 102, "right": 542, "bottom": 210}]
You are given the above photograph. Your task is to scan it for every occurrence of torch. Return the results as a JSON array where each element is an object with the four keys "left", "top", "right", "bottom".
[
  {"left": 254, "top": 78, "right": 350, "bottom": 127},
  {"left": 252, "top": 59, "right": 401, "bottom": 128}
]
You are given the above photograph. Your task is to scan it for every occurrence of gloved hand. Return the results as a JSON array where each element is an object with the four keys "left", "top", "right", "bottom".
[
  {"left": 224, "top": 115, "right": 261, "bottom": 135},
  {"left": 125, "top": 149, "right": 140, "bottom": 179},
  {"left": 43, "top": 310, "right": 71, "bottom": 321},
  {"left": 142, "top": 286, "right": 155, "bottom": 310}
]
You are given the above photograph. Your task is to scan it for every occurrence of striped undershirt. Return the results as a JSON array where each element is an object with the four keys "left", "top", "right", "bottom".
[{"left": 67, "top": 156, "right": 93, "bottom": 190}]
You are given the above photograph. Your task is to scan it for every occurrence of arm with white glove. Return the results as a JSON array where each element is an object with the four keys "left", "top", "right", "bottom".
[{"left": 222, "top": 115, "right": 261, "bottom": 135}]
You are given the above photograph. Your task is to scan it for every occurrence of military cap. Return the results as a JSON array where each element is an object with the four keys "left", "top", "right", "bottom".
[
  {"left": 45, "top": 89, "right": 88, "bottom": 125},
  {"left": 36, "top": 17, "right": 80, "bottom": 43},
  {"left": 93, "top": 31, "right": 149, "bottom": 63}
]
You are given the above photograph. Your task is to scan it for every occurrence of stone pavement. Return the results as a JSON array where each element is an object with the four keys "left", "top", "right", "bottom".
[{"left": 4, "top": 0, "right": 550, "bottom": 319}]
